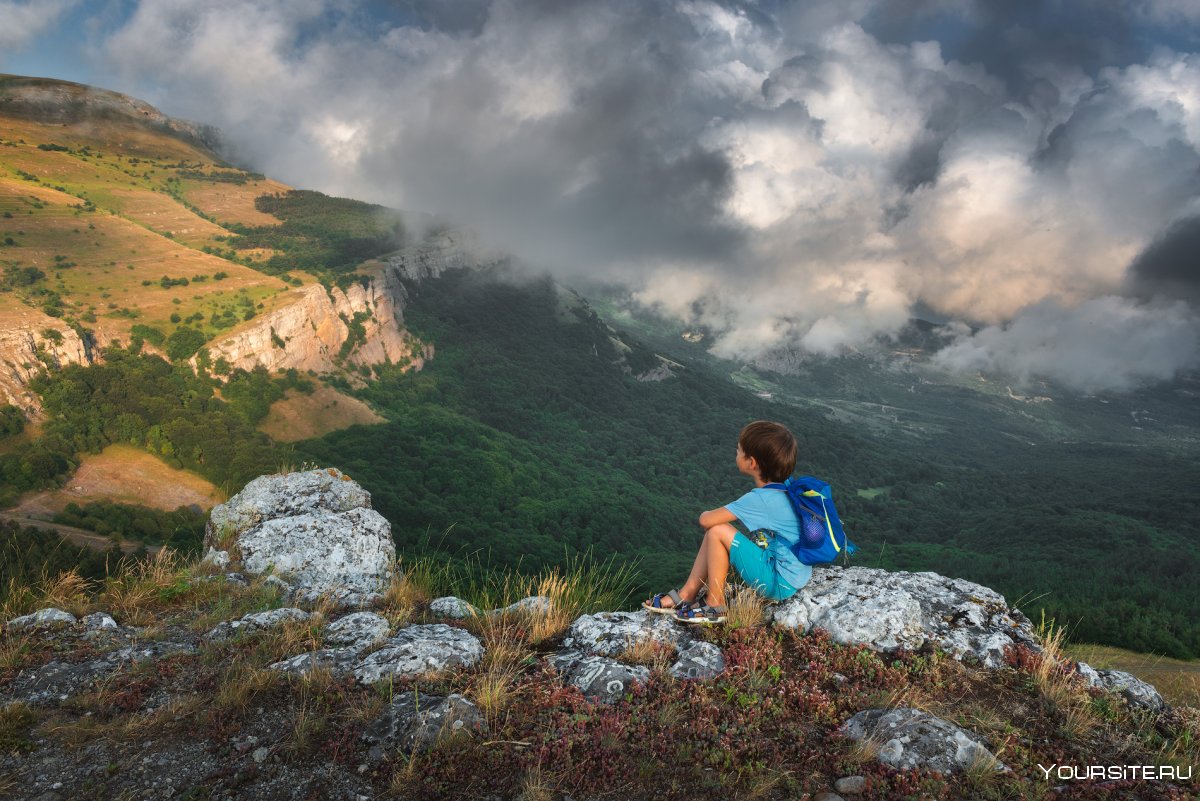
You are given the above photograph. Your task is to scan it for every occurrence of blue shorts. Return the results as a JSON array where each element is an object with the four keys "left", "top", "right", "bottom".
[{"left": 729, "top": 532, "right": 797, "bottom": 601}]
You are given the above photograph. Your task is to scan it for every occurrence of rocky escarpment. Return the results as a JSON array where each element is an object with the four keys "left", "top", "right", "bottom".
[
  {"left": 0, "top": 310, "right": 93, "bottom": 414},
  {"left": 190, "top": 230, "right": 500, "bottom": 380}
]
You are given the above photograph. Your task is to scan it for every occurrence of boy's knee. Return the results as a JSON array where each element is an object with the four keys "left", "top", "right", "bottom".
[{"left": 705, "top": 523, "right": 736, "bottom": 545}]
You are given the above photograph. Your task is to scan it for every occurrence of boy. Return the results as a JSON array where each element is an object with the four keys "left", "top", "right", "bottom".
[{"left": 643, "top": 420, "right": 811, "bottom": 624}]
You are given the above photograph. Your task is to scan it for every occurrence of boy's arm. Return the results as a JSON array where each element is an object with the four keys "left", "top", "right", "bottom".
[{"left": 699, "top": 506, "right": 738, "bottom": 530}]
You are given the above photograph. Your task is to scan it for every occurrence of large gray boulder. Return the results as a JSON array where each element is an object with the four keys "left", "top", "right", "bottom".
[
  {"left": 772, "top": 566, "right": 1038, "bottom": 667},
  {"left": 1076, "top": 662, "right": 1166, "bottom": 711},
  {"left": 202, "top": 467, "right": 396, "bottom": 606},
  {"left": 840, "top": 707, "right": 1008, "bottom": 774}
]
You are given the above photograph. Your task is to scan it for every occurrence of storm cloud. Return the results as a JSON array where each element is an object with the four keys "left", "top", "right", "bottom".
[{"left": 12, "top": 0, "right": 1200, "bottom": 392}]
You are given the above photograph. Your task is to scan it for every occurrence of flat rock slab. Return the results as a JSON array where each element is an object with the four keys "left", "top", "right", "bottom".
[
  {"left": 670, "top": 641, "right": 725, "bottom": 680},
  {"left": 353, "top": 624, "right": 484, "bottom": 685},
  {"left": 362, "top": 692, "right": 485, "bottom": 759},
  {"left": 561, "top": 610, "right": 695, "bottom": 656},
  {"left": 202, "top": 467, "right": 396, "bottom": 607},
  {"left": 552, "top": 651, "right": 650, "bottom": 704},
  {"left": 773, "top": 566, "right": 1038, "bottom": 667},
  {"left": 1077, "top": 662, "right": 1166, "bottom": 711},
  {"left": 206, "top": 608, "right": 310, "bottom": 642},
  {"left": 324, "top": 612, "right": 390, "bottom": 648},
  {"left": 4, "top": 640, "right": 197, "bottom": 706},
  {"left": 840, "top": 707, "right": 1008, "bottom": 774},
  {"left": 269, "top": 647, "right": 362, "bottom": 678}
]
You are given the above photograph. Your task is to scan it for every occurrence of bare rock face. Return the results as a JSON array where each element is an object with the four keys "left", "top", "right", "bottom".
[
  {"left": 202, "top": 468, "right": 396, "bottom": 607},
  {"left": 561, "top": 610, "right": 695, "bottom": 656},
  {"left": 772, "top": 566, "right": 1038, "bottom": 667},
  {"left": 840, "top": 707, "right": 1008, "bottom": 774}
]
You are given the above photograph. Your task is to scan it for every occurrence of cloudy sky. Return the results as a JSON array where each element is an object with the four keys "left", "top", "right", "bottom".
[{"left": 3, "top": 0, "right": 1200, "bottom": 392}]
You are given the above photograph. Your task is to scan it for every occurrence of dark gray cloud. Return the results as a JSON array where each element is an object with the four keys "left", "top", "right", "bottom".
[
  {"left": 26, "top": 0, "right": 1200, "bottom": 391},
  {"left": 1128, "top": 215, "right": 1200, "bottom": 302}
]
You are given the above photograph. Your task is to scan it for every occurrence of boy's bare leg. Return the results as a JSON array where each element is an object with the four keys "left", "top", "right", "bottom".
[
  {"left": 675, "top": 536, "right": 711, "bottom": 607},
  {"left": 702, "top": 523, "right": 736, "bottom": 606}
]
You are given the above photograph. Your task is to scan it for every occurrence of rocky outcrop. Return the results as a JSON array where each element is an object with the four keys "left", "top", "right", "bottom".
[
  {"left": 772, "top": 566, "right": 1039, "bottom": 668},
  {"left": 352, "top": 624, "right": 484, "bottom": 684},
  {"left": 840, "top": 707, "right": 1009, "bottom": 774},
  {"left": 0, "top": 314, "right": 92, "bottom": 414},
  {"left": 202, "top": 467, "right": 396, "bottom": 606},
  {"left": 189, "top": 274, "right": 426, "bottom": 377}
]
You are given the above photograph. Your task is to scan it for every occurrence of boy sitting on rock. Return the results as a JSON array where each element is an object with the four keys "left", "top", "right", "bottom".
[{"left": 643, "top": 420, "right": 811, "bottom": 624}]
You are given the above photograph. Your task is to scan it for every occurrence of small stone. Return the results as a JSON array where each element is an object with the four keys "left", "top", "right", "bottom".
[
  {"left": 82, "top": 612, "right": 118, "bottom": 630},
  {"left": 8, "top": 608, "right": 77, "bottom": 631},
  {"left": 498, "top": 595, "right": 551, "bottom": 615},
  {"left": 429, "top": 596, "right": 476, "bottom": 619},
  {"left": 202, "top": 548, "right": 231, "bottom": 570},
  {"left": 834, "top": 776, "right": 866, "bottom": 794},
  {"left": 263, "top": 575, "right": 292, "bottom": 594},
  {"left": 251, "top": 747, "right": 269, "bottom": 764}
]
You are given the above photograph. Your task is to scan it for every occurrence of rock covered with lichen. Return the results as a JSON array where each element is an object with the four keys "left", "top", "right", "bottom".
[
  {"left": 772, "top": 565, "right": 1039, "bottom": 668},
  {"left": 201, "top": 467, "right": 396, "bottom": 607}
]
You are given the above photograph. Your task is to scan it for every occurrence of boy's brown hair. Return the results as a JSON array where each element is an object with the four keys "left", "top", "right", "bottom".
[{"left": 739, "top": 420, "right": 797, "bottom": 483}]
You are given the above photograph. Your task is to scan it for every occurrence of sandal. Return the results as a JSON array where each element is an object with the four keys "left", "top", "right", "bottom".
[
  {"left": 642, "top": 587, "right": 704, "bottom": 616},
  {"left": 676, "top": 603, "right": 728, "bottom": 625}
]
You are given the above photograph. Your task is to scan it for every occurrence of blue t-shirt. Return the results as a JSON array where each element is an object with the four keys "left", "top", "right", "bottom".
[{"left": 724, "top": 486, "right": 813, "bottom": 591}]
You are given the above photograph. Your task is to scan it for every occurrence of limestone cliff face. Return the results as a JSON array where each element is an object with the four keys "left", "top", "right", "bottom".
[
  {"left": 192, "top": 230, "right": 498, "bottom": 377},
  {"left": 189, "top": 272, "right": 427, "bottom": 377},
  {"left": 0, "top": 309, "right": 92, "bottom": 414}
]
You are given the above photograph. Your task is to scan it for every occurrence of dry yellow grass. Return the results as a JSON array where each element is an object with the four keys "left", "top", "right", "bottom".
[
  {"left": 724, "top": 585, "right": 769, "bottom": 630},
  {"left": 104, "top": 187, "right": 230, "bottom": 248},
  {"left": 257, "top": 384, "right": 386, "bottom": 443},
  {"left": 12, "top": 443, "right": 225, "bottom": 518},
  {"left": 180, "top": 177, "right": 292, "bottom": 227}
]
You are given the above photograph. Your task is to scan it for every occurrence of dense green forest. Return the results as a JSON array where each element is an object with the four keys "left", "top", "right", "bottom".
[
  {"left": 0, "top": 353, "right": 287, "bottom": 506},
  {"left": 52, "top": 501, "right": 207, "bottom": 552},
  {"left": 223, "top": 190, "right": 405, "bottom": 288},
  {"left": 295, "top": 266, "right": 1200, "bottom": 659}
]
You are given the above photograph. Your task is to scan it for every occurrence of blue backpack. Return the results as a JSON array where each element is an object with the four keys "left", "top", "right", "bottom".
[{"left": 763, "top": 476, "right": 858, "bottom": 565}]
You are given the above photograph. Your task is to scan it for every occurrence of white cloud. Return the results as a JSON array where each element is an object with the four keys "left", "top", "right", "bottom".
[
  {"left": 0, "top": 0, "right": 75, "bottom": 52},
  {"left": 932, "top": 296, "right": 1200, "bottom": 393}
]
